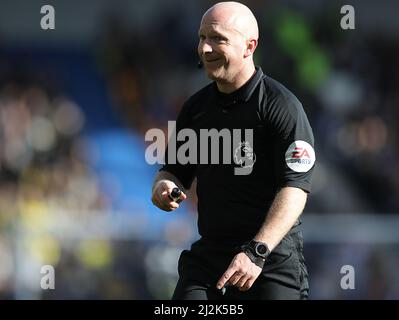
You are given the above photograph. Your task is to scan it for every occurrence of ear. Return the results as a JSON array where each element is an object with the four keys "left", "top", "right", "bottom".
[{"left": 244, "top": 39, "right": 257, "bottom": 58}]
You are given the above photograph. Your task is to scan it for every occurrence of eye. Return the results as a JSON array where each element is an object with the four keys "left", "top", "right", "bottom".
[
  {"left": 212, "top": 36, "right": 225, "bottom": 42},
  {"left": 199, "top": 35, "right": 205, "bottom": 41}
]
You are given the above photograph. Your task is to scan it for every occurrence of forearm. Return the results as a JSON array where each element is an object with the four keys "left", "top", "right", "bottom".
[
  {"left": 253, "top": 187, "right": 307, "bottom": 251},
  {"left": 152, "top": 170, "right": 186, "bottom": 193}
]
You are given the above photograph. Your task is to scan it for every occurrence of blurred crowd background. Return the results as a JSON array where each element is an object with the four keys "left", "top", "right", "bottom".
[{"left": 0, "top": 0, "right": 398, "bottom": 299}]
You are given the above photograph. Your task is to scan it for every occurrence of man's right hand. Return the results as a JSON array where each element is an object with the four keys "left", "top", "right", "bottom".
[{"left": 151, "top": 180, "right": 187, "bottom": 212}]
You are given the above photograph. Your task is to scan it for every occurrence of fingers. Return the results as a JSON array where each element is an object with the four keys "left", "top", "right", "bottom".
[
  {"left": 217, "top": 257, "right": 245, "bottom": 289},
  {"left": 216, "top": 266, "right": 236, "bottom": 290},
  {"left": 151, "top": 188, "right": 171, "bottom": 211},
  {"left": 238, "top": 278, "right": 255, "bottom": 292},
  {"left": 217, "top": 267, "right": 250, "bottom": 291},
  {"left": 151, "top": 181, "right": 187, "bottom": 212},
  {"left": 235, "top": 274, "right": 249, "bottom": 288},
  {"left": 164, "top": 190, "right": 187, "bottom": 204},
  {"left": 229, "top": 270, "right": 247, "bottom": 286},
  {"left": 179, "top": 191, "right": 187, "bottom": 201},
  {"left": 216, "top": 253, "right": 262, "bottom": 292},
  {"left": 154, "top": 191, "right": 177, "bottom": 212},
  {"left": 161, "top": 191, "right": 180, "bottom": 208}
]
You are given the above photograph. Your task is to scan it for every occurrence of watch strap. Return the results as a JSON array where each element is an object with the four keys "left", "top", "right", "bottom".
[{"left": 240, "top": 244, "right": 265, "bottom": 268}]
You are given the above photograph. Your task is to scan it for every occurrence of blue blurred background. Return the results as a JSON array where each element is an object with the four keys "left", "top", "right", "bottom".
[{"left": 0, "top": 0, "right": 398, "bottom": 299}]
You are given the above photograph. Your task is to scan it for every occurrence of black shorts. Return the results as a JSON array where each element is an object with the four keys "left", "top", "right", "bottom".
[{"left": 172, "top": 230, "right": 309, "bottom": 300}]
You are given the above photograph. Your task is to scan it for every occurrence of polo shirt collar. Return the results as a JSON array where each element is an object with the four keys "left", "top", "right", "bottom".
[{"left": 213, "top": 66, "right": 263, "bottom": 105}]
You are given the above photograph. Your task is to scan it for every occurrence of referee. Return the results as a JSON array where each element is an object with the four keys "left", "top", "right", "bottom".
[{"left": 151, "top": 1, "right": 315, "bottom": 300}]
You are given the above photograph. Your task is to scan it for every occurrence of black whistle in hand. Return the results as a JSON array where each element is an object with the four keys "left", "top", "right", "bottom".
[{"left": 168, "top": 187, "right": 182, "bottom": 203}]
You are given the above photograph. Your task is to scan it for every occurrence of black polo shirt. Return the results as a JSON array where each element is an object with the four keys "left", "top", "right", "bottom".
[{"left": 160, "top": 67, "right": 315, "bottom": 243}]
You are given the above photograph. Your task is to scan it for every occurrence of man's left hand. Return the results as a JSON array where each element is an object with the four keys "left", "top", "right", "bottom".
[{"left": 216, "top": 252, "right": 262, "bottom": 292}]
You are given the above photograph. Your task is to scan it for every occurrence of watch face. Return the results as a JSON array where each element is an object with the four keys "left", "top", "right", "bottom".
[{"left": 255, "top": 243, "right": 268, "bottom": 256}]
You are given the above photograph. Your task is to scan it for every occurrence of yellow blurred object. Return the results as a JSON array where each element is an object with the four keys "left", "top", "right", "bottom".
[
  {"left": 76, "top": 240, "right": 112, "bottom": 269},
  {"left": 19, "top": 199, "right": 50, "bottom": 230},
  {"left": 29, "top": 234, "right": 61, "bottom": 265}
]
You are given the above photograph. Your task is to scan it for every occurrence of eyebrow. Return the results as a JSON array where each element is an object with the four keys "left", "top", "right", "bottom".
[{"left": 198, "top": 32, "right": 228, "bottom": 39}]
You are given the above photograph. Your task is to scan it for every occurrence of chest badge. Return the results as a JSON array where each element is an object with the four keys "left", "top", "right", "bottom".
[{"left": 234, "top": 141, "right": 257, "bottom": 169}]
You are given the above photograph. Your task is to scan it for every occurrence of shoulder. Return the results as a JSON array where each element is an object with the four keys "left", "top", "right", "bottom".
[
  {"left": 261, "top": 75, "right": 303, "bottom": 110},
  {"left": 259, "top": 74, "right": 307, "bottom": 123}
]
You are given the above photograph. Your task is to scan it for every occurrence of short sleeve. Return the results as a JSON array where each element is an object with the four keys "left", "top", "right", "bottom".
[
  {"left": 159, "top": 100, "right": 198, "bottom": 190},
  {"left": 266, "top": 87, "right": 315, "bottom": 193}
]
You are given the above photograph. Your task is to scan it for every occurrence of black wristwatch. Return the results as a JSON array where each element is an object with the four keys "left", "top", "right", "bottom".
[
  {"left": 250, "top": 240, "right": 271, "bottom": 259},
  {"left": 240, "top": 240, "right": 271, "bottom": 268}
]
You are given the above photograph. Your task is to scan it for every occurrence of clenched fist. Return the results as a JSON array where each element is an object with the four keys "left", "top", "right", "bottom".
[{"left": 151, "top": 180, "right": 187, "bottom": 212}]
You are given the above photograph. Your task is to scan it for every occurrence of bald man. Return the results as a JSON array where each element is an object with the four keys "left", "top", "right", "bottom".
[{"left": 152, "top": 2, "right": 315, "bottom": 300}]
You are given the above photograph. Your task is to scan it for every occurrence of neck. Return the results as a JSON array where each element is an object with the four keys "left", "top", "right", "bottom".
[{"left": 216, "top": 64, "right": 256, "bottom": 94}]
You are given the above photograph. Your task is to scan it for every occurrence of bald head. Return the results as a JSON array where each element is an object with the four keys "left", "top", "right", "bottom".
[
  {"left": 202, "top": 2, "right": 259, "bottom": 41},
  {"left": 198, "top": 2, "right": 259, "bottom": 93}
]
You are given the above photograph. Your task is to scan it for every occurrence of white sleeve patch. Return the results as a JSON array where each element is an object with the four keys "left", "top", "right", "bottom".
[{"left": 285, "top": 140, "right": 315, "bottom": 173}]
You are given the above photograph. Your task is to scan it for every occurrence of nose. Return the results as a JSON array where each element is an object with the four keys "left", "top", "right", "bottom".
[{"left": 198, "top": 39, "right": 213, "bottom": 55}]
